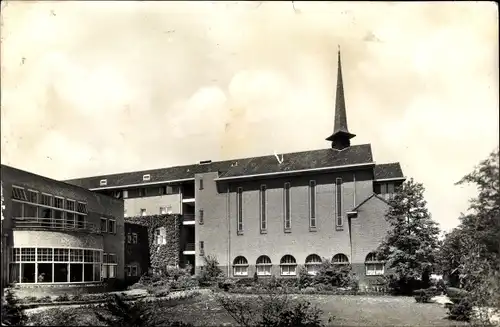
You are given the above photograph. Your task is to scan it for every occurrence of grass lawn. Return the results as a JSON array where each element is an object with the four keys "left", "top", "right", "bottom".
[
  {"left": 159, "top": 292, "right": 468, "bottom": 327},
  {"left": 27, "top": 291, "right": 469, "bottom": 326}
]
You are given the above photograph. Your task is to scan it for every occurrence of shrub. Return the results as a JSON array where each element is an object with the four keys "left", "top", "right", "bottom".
[
  {"left": 313, "top": 260, "right": 353, "bottom": 288},
  {"left": 28, "top": 307, "right": 80, "bottom": 326},
  {"left": 197, "top": 255, "right": 223, "bottom": 286},
  {"left": 216, "top": 284, "right": 327, "bottom": 327},
  {"left": 218, "top": 278, "right": 237, "bottom": 291},
  {"left": 413, "top": 289, "right": 433, "bottom": 303},
  {"left": 1, "top": 288, "right": 28, "bottom": 326},
  {"left": 383, "top": 274, "right": 424, "bottom": 296},
  {"left": 274, "top": 301, "right": 324, "bottom": 327},
  {"left": 446, "top": 297, "right": 474, "bottom": 322},
  {"left": 54, "top": 293, "right": 70, "bottom": 302},
  {"left": 446, "top": 287, "right": 469, "bottom": 300},
  {"left": 95, "top": 293, "right": 194, "bottom": 327},
  {"left": 297, "top": 266, "right": 314, "bottom": 290}
]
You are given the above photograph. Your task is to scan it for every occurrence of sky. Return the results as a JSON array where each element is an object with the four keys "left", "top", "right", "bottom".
[{"left": 1, "top": 1, "right": 498, "bottom": 232}]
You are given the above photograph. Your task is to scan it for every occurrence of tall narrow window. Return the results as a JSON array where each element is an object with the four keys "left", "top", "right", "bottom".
[
  {"left": 309, "top": 180, "right": 316, "bottom": 229},
  {"left": 199, "top": 241, "right": 205, "bottom": 256},
  {"left": 199, "top": 178, "right": 204, "bottom": 190},
  {"left": 237, "top": 187, "right": 243, "bottom": 234},
  {"left": 260, "top": 185, "right": 267, "bottom": 232},
  {"left": 284, "top": 183, "right": 291, "bottom": 231},
  {"left": 199, "top": 209, "right": 204, "bottom": 224},
  {"left": 335, "top": 178, "right": 343, "bottom": 227}
]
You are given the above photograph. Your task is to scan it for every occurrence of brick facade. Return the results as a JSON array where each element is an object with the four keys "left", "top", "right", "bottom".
[{"left": 193, "top": 167, "right": 398, "bottom": 285}]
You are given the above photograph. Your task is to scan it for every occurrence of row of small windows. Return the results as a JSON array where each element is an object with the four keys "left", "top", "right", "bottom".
[
  {"left": 236, "top": 179, "right": 344, "bottom": 234},
  {"left": 11, "top": 186, "right": 89, "bottom": 229},
  {"left": 231, "top": 253, "right": 384, "bottom": 277},
  {"left": 106, "top": 185, "right": 181, "bottom": 200},
  {"left": 100, "top": 174, "right": 151, "bottom": 186},
  {"left": 130, "top": 206, "right": 173, "bottom": 218},
  {"left": 12, "top": 186, "right": 87, "bottom": 213}
]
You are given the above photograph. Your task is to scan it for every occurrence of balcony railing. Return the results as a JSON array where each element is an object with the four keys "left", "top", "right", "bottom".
[
  {"left": 13, "top": 217, "right": 100, "bottom": 234},
  {"left": 182, "top": 214, "right": 195, "bottom": 222},
  {"left": 184, "top": 243, "right": 195, "bottom": 252}
]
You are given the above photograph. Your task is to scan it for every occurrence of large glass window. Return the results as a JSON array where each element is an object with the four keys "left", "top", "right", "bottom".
[{"left": 10, "top": 247, "right": 102, "bottom": 284}]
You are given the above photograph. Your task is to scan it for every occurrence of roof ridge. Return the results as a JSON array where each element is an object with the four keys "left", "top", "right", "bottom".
[{"left": 65, "top": 144, "right": 373, "bottom": 182}]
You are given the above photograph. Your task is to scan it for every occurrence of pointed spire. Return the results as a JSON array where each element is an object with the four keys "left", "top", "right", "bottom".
[{"left": 326, "top": 47, "right": 356, "bottom": 150}]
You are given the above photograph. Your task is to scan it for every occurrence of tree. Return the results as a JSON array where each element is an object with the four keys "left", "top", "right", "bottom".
[
  {"left": 436, "top": 227, "right": 470, "bottom": 286},
  {"left": 377, "top": 178, "right": 441, "bottom": 294},
  {"left": 1, "top": 289, "right": 28, "bottom": 326},
  {"left": 454, "top": 147, "right": 500, "bottom": 266},
  {"left": 445, "top": 148, "right": 500, "bottom": 324}
]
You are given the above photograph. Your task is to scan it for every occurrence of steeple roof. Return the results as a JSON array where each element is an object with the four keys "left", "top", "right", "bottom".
[{"left": 326, "top": 48, "right": 356, "bottom": 150}]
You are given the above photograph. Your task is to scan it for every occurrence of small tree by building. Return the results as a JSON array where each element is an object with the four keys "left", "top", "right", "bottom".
[{"left": 377, "top": 178, "right": 441, "bottom": 295}]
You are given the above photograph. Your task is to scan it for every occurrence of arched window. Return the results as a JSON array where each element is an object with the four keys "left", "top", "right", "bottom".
[
  {"left": 233, "top": 256, "right": 248, "bottom": 276},
  {"left": 280, "top": 255, "right": 297, "bottom": 276},
  {"left": 305, "top": 254, "right": 322, "bottom": 275},
  {"left": 332, "top": 253, "right": 349, "bottom": 265},
  {"left": 256, "top": 255, "right": 272, "bottom": 276},
  {"left": 365, "top": 252, "right": 384, "bottom": 276}
]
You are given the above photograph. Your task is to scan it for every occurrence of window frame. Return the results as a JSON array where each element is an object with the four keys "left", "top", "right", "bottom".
[
  {"left": 236, "top": 187, "right": 243, "bottom": 234},
  {"left": 335, "top": 178, "right": 343, "bottom": 228},
  {"left": 309, "top": 180, "right": 317, "bottom": 229},
  {"left": 280, "top": 255, "right": 297, "bottom": 276},
  {"left": 232, "top": 256, "right": 249, "bottom": 277},
  {"left": 283, "top": 182, "right": 291, "bottom": 232},
  {"left": 256, "top": 255, "right": 272, "bottom": 276},
  {"left": 259, "top": 185, "right": 267, "bottom": 233},
  {"left": 365, "top": 252, "right": 385, "bottom": 276}
]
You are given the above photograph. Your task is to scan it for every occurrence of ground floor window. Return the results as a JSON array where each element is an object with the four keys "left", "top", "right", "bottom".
[
  {"left": 365, "top": 252, "right": 384, "bottom": 276},
  {"left": 305, "top": 254, "right": 322, "bottom": 275},
  {"left": 280, "top": 255, "right": 297, "bottom": 276},
  {"left": 256, "top": 255, "right": 272, "bottom": 276},
  {"left": 125, "top": 264, "right": 140, "bottom": 277},
  {"left": 9, "top": 247, "right": 102, "bottom": 283},
  {"left": 232, "top": 256, "right": 249, "bottom": 277},
  {"left": 102, "top": 253, "right": 117, "bottom": 279}
]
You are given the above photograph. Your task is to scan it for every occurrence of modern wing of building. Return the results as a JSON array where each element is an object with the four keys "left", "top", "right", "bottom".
[
  {"left": 0, "top": 165, "right": 125, "bottom": 295},
  {"left": 62, "top": 50, "right": 406, "bottom": 287}
]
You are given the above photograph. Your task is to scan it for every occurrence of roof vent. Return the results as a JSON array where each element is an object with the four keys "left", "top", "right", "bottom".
[
  {"left": 199, "top": 160, "right": 212, "bottom": 165},
  {"left": 143, "top": 174, "right": 151, "bottom": 181},
  {"left": 99, "top": 179, "right": 107, "bottom": 186},
  {"left": 231, "top": 161, "right": 238, "bottom": 167}
]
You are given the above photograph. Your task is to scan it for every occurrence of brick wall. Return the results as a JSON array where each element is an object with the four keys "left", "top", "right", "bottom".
[
  {"left": 350, "top": 194, "right": 391, "bottom": 287},
  {"left": 195, "top": 172, "right": 228, "bottom": 275},
  {"left": 195, "top": 167, "right": 389, "bottom": 277}
]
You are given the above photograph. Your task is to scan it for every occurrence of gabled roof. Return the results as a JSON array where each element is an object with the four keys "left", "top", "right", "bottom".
[
  {"left": 217, "top": 144, "right": 374, "bottom": 180},
  {"left": 64, "top": 144, "right": 374, "bottom": 189},
  {"left": 373, "top": 163, "right": 405, "bottom": 181},
  {"left": 350, "top": 193, "right": 389, "bottom": 212}
]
